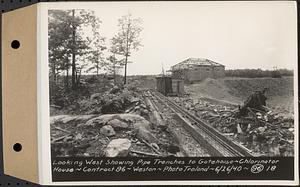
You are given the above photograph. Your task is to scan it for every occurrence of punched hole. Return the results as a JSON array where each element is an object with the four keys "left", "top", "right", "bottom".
[
  {"left": 11, "top": 40, "right": 20, "bottom": 49},
  {"left": 13, "top": 143, "right": 22, "bottom": 152}
]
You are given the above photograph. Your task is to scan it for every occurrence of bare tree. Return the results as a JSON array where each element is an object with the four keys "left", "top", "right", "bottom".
[
  {"left": 106, "top": 46, "right": 123, "bottom": 85},
  {"left": 111, "top": 14, "right": 143, "bottom": 85}
]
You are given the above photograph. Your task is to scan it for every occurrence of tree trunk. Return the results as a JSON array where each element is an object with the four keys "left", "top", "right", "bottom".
[
  {"left": 65, "top": 69, "right": 69, "bottom": 88},
  {"left": 113, "top": 66, "right": 116, "bottom": 85},
  {"left": 123, "top": 21, "right": 131, "bottom": 85},
  {"left": 71, "top": 10, "right": 76, "bottom": 89},
  {"left": 124, "top": 55, "right": 128, "bottom": 85},
  {"left": 51, "top": 60, "right": 56, "bottom": 82},
  {"left": 113, "top": 63, "right": 116, "bottom": 85},
  {"left": 96, "top": 53, "right": 100, "bottom": 76},
  {"left": 75, "top": 70, "right": 78, "bottom": 86},
  {"left": 96, "top": 61, "right": 99, "bottom": 76},
  {"left": 113, "top": 53, "right": 116, "bottom": 85},
  {"left": 78, "top": 69, "right": 82, "bottom": 84}
]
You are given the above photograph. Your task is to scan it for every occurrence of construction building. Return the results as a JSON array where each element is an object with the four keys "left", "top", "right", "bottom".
[
  {"left": 156, "top": 76, "right": 184, "bottom": 96},
  {"left": 171, "top": 58, "right": 225, "bottom": 83}
]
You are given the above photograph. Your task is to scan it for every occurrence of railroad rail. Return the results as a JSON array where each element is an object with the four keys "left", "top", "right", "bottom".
[{"left": 145, "top": 90, "right": 253, "bottom": 157}]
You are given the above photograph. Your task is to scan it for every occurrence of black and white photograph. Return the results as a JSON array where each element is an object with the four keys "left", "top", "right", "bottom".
[{"left": 48, "top": 1, "right": 296, "bottom": 159}]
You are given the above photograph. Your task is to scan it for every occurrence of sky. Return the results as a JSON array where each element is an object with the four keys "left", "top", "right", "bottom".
[{"left": 48, "top": 1, "right": 297, "bottom": 75}]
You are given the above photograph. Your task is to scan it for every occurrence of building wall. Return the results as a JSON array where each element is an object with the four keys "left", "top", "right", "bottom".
[
  {"left": 172, "top": 65, "right": 225, "bottom": 82},
  {"left": 156, "top": 77, "right": 172, "bottom": 95},
  {"left": 156, "top": 77, "right": 184, "bottom": 96},
  {"left": 171, "top": 79, "right": 184, "bottom": 96}
]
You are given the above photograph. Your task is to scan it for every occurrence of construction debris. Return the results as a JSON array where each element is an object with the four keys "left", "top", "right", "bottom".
[
  {"left": 172, "top": 94, "right": 294, "bottom": 156},
  {"left": 50, "top": 79, "right": 294, "bottom": 157},
  {"left": 238, "top": 89, "right": 268, "bottom": 116}
]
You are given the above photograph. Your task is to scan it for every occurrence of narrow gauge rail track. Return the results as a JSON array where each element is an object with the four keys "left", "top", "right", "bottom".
[{"left": 145, "top": 90, "right": 253, "bottom": 157}]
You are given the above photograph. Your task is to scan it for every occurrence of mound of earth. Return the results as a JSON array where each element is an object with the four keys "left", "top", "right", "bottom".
[
  {"left": 127, "top": 75, "right": 156, "bottom": 90},
  {"left": 185, "top": 78, "right": 242, "bottom": 105},
  {"left": 185, "top": 77, "right": 294, "bottom": 114},
  {"left": 224, "top": 77, "right": 294, "bottom": 114}
]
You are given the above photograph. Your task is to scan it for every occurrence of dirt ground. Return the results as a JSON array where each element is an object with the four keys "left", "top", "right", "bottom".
[
  {"left": 127, "top": 75, "right": 157, "bottom": 90},
  {"left": 180, "top": 76, "right": 295, "bottom": 156},
  {"left": 50, "top": 75, "right": 295, "bottom": 157},
  {"left": 185, "top": 76, "right": 294, "bottom": 116}
]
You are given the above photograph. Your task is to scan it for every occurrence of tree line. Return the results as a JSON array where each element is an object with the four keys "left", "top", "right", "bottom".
[
  {"left": 48, "top": 10, "right": 143, "bottom": 90},
  {"left": 225, "top": 68, "right": 293, "bottom": 78}
]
